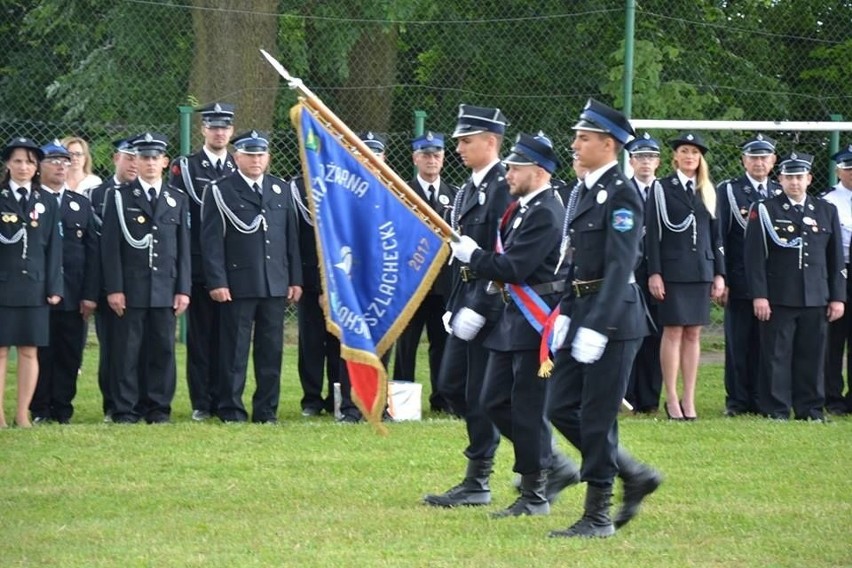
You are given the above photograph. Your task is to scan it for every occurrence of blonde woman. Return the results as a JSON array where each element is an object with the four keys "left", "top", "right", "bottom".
[
  {"left": 61, "top": 136, "right": 102, "bottom": 193},
  {"left": 645, "top": 132, "right": 725, "bottom": 420}
]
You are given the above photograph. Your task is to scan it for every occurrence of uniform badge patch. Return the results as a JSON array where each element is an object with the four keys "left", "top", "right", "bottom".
[
  {"left": 69, "top": 201, "right": 80, "bottom": 211},
  {"left": 612, "top": 208, "right": 635, "bottom": 232}
]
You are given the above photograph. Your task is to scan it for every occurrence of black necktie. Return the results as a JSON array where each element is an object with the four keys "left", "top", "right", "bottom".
[
  {"left": 148, "top": 187, "right": 157, "bottom": 205},
  {"left": 685, "top": 180, "right": 694, "bottom": 193},
  {"left": 757, "top": 183, "right": 765, "bottom": 198},
  {"left": 253, "top": 182, "right": 262, "bottom": 196},
  {"left": 793, "top": 204, "right": 804, "bottom": 214},
  {"left": 17, "top": 187, "right": 27, "bottom": 204},
  {"left": 216, "top": 159, "right": 223, "bottom": 175},
  {"left": 427, "top": 184, "right": 436, "bottom": 207}
]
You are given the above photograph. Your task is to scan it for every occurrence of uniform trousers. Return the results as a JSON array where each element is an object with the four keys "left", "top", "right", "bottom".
[
  {"left": 724, "top": 298, "right": 762, "bottom": 413},
  {"left": 481, "top": 349, "right": 552, "bottom": 474},
  {"left": 626, "top": 297, "right": 662, "bottom": 412},
  {"left": 112, "top": 307, "right": 177, "bottom": 422},
  {"left": 759, "top": 305, "right": 826, "bottom": 420},
  {"left": 297, "top": 289, "right": 340, "bottom": 412},
  {"left": 31, "top": 310, "right": 87, "bottom": 422},
  {"left": 392, "top": 294, "right": 450, "bottom": 411},
  {"left": 218, "top": 297, "right": 286, "bottom": 422},
  {"left": 442, "top": 331, "right": 499, "bottom": 461},
  {"left": 824, "top": 305, "right": 852, "bottom": 413},
  {"left": 436, "top": 334, "right": 468, "bottom": 417},
  {"left": 95, "top": 297, "right": 115, "bottom": 416},
  {"left": 186, "top": 282, "right": 220, "bottom": 413},
  {"left": 549, "top": 339, "right": 641, "bottom": 486}
]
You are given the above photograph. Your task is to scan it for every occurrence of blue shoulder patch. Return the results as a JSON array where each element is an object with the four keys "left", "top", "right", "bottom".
[{"left": 612, "top": 208, "right": 635, "bottom": 232}]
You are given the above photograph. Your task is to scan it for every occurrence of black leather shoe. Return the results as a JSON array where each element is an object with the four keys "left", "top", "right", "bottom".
[
  {"left": 301, "top": 407, "right": 322, "bottom": 417},
  {"left": 32, "top": 416, "right": 53, "bottom": 425},
  {"left": 614, "top": 469, "right": 663, "bottom": 529}
]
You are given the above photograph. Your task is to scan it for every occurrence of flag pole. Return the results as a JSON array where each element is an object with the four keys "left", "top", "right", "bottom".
[{"left": 260, "top": 49, "right": 459, "bottom": 242}]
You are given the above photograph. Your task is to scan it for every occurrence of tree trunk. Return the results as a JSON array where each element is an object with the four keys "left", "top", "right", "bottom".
[{"left": 189, "top": 0, "right": 279, "bottom": 137}]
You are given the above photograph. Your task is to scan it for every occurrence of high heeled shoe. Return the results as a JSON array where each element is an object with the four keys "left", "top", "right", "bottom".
[
  {"left": 680, "top": 401, "right": 697, "bottom": 421},
  {"left": 665, "top": 402, "right": 684, "bottom": 421}
]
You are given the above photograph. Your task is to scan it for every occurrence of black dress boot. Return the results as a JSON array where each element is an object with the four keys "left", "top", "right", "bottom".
[
  {"left": 549, "top": 484, "right": 615, "bottom": 538},
  {"left": 545, "top": 448, "right": 581, "bottom": 504},
  {"left": 492, "top": 471, "right": 550, "bottom": 518},
  {"left": 614, "top": 449, "right": 663, "bottom": 529},
  {"left": 423, "top": 458, "right": 493, "bottom": 507}
]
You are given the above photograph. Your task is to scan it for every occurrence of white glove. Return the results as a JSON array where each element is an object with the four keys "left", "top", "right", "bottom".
[
  {"left": 442, "top": 311, "right": 453, "bottom": 334},
  {"left": 449, "top": 235, "right": 481, "bottom": 263},
  {"left": 451, "top": 307, "right": 486, "bottom": 341},
  {"left": 571, "top": 327, "right": 608, "bottom": 364},
  {"left": 550, "top": 314, "right": 571, "bottom": 351},
  {"left": 287, "top": 77, "right": 304, "bottom": 90}
]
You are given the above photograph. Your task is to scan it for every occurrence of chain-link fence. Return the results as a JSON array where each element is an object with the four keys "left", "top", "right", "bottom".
[{"left": 3, "top": 0, "right": 851, "bottom": 334}]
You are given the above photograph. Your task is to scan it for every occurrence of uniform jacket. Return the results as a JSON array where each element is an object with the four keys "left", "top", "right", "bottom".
[
  {"left": 290, "top": 176, "right": 321, "bottom": 293},
  {"left": 409, "top": 177, "right": 457, "bottom": 299},
  {"left": 744, "top": 193, "right": 845, "bottom": 308},
  {"left": 0, "top": 184, "right": 63, "bottom": 306},
  {"left": 101, "top": 180, "right": 191, "bottom": 308},
  {"left": 469, "top": 189, "right": 567, "bottom": 351},
  {"left": 169, "top": 150, "right": 236, "bottom": 283},
  {"left": 446, "top": 163, "right": 512, "bottom": 323},
  {"left": 645, "top": 172, "right": 725, "bottom": 283},
  {"left": 559, "top": 166, "right": 650, "bottom": 343},
  {"left": 716, "top": 175, "right": 781, "bottom": 299},
  {"left": 201, "top": 172, "right": 302, "bottom": 299},
  {"left": 630, "top": 176, "right": 654, "bottom": 289},
  {"left": 45, "top": 188, "right": 99, "bottom": 310}
]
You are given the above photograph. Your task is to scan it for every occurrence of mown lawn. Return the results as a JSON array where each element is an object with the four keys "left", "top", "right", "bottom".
[{"left": 1, "top": 336, "right": 849, "bottom": 567}]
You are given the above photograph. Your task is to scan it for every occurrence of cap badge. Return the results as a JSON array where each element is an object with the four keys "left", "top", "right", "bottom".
[
  {"left": 791, "top": 152, "right": 798, "bottom": 160},
  {"left": 426, "top": 132, "right": 433, "bottom": 141},
  {"left": 250, "top": 130, "right": 258, "bottom": 139},
  {"left": 367, "top": 132, "right": 375, "bottom": 140},
  {"left": 17, "top": 137, "right": 26, "bottom": 143},
  {"left": 214, "top": 103, "right": 222, "bottom": 112},
  {"left": 756, "top": 133, "right": 764, "bottom": 141},
  {"left": 144, "top": 133, "right": 153, "bottom": 143},
  {"left": 643, "top": 133, "right": 651, "bottom": 140},
  {"left": 686, "top": 134, "right": 694, "bottom": 141}
]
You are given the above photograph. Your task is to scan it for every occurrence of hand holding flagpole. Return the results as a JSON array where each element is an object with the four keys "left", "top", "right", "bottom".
[{"left": 260, "top": 49, "right": 460, "bottom": 243}]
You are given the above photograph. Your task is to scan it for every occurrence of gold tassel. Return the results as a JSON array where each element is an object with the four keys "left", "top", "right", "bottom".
[{"left": 538, "top": 358, "right": 554, "bottom": 378}]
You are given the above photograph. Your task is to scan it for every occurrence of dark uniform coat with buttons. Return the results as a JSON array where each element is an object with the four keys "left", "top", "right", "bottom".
[
  {"left": 52, "top": 190, "right": 99, "bottom": 310},
  {"left": 0, "top": 184, "right": 63, "bottom": 308},
  {"left": 716, "top": 175, "right": 781, "bottom": 414},
  {"left": 446, "top": 164, "right": 512, "bottom": 324},
  {"left": 646, "top": 173, "right": 725, "bottom": 283},
  {"left": 548, "top": 164, "right": 652, "bottom": 485},
  {"left": 744, "top": 192, "right": 844, "bottom": 420},
  {"left": 169, "top": 151, "right": 235, "bottom": 283},
  {"left": 101, "top": 180, "right": 191, "bottom": 307},
  {"left": 201, "top": 173, "right": 302, "bottom": 298}
]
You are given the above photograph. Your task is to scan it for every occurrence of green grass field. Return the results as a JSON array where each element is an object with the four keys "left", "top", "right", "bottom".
[{"left": 1, "top": 336, "right": 850, "bottom": 567}]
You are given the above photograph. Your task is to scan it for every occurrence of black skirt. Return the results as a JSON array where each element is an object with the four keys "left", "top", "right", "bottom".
[
  {"left": 656, "top": 282, "right": 711, "bottom": 326},
  {"left": 0, "top": 305, "right": 50, "bottom": 346}
]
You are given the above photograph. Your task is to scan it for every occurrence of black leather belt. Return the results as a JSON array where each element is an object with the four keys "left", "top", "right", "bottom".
[
  {"left": 486, "top": 280, "right": 566, "bottom": 302},
  {"left": 572, "top": 278, "right": 604, "bottom": 298},
  {"left": 459, "top": 266, "right": 478, "bottom": 282}
]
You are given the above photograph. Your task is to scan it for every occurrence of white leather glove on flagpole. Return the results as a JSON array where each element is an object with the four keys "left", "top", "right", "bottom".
[
  {"left": 451, "top": 307, "right": 486, "bottom": 341},
  {"left": 571, "top": 327, "right": 608, "bottom": 364},
  {"left": 449, "top": 235, "right": 480, "bottom": 263}
]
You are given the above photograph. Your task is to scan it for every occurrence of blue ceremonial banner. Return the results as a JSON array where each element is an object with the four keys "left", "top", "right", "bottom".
[{"left": 291, "top": 103, "right": 449, "bottom": 425}]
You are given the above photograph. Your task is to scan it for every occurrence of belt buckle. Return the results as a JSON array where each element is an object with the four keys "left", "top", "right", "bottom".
[
  {"left": 500, "top": 288, "right": 510, "bottom": 304},
  {"left": 460, "top": 266, "right": 471, "bottom": 282}
]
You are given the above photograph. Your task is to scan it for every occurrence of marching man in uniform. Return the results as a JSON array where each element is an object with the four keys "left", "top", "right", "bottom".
[
  {"left": 101, "top": 132, "right": 191, "bottom": 424},
  {"left": 744, "top": 152, "right": 844, "bottom": 422}
]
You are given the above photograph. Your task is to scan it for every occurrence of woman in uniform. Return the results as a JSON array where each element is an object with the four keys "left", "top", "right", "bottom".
[
  {"left": 0, "top": 138, "right": 63, "bottom": 428},
  {"left": 646, "top": 132, "right": 725, "bottom": 420}
]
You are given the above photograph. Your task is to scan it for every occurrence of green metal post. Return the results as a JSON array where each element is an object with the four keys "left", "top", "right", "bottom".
[
  {"left": 622, "top": 0, "right": 636, "bottom": 169},
  {"left": 828, "top": 114, "right": 842, "bottom": 187},
  {"left": 412, "top": 110, "right": 427, "bottom": 177},
  {"left": 178, "top": 104, "right": 193, "bottom": 343}
]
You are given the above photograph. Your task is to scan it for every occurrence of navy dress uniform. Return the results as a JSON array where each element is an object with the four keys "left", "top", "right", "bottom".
[
  {"left": 101, "top": 133, "right": 191, "bottom": 424},
  {"left": 291, "top": 174, "right": 341, "bottom": 416},
  {"left": 88, "top": 137, "right": 139, "bottom": 419},
  {"left": 820, "top": 144, "right": 852, "bottom": 415},
  {"left": 0, "top": 138, "right": 63, "bottom": 347},
  {"left": 646, "top": 132, "right": 725, "bottom": 326},
  {"left": 424, "top": 104, "right": 509, "bottom": 507},
  {"left": 451, "top": 132, "right": 581, "bottom": 517},
  {"left": 201, "top": 130, "right": 302, "bottom": 424},
  {"left": 547, "top": 100, "right": 661, "bottom": 539},
  {"left": 392, "top": 132, "right": 458, "bottom": 413},
  {"left": 716, "top": 134, "right": 782, "bottom": 416},
  {"left": 745, "top": 153, "right": 845, "bottom": 421},
  {"left": 31, "top": 141, "right": 99, "bottom": 423},
  {"left": 168, "top": 102, "right": 237, "bottom": 420},
  {"left": 624, "top": 133, "right": 663, "bottom": 414}
]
